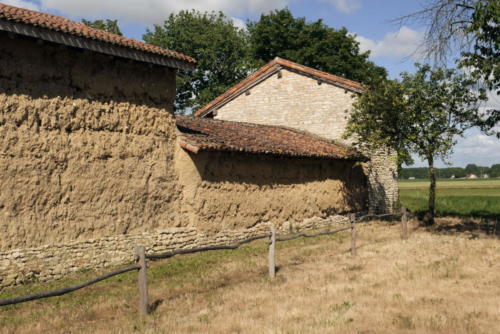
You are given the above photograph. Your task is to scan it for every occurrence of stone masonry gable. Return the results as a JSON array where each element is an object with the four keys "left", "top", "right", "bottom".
[
  {"left": 213, "top": 68, "right": 357, "bottom": 143},
  {"left": 195, "top": 57, "right": 364, "bottom": 118}
]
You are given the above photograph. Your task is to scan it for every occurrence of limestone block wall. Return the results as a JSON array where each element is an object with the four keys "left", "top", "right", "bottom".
[
  {"left": 0, "top": 215, "right": 350, "bottom": 289},
  {"left": 213, "top": 68, "right": 398, "bottom": 213},
  {"left": 0, "top": 33, "right": 181, "bottom": 250}
]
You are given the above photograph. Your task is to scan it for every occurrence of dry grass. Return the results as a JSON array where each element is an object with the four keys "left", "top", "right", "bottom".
[{"left": 1, "top": 221, "right": 499, "bottom": 334}]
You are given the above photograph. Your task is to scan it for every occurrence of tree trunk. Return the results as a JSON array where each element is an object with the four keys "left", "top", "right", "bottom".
[{"left": 426, "top": 155, "right": 436, "bottom": 225}]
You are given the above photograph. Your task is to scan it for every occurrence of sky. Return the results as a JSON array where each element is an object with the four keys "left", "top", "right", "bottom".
[{"left": 2, "top": 0, "right": 499, "bottom": 168}]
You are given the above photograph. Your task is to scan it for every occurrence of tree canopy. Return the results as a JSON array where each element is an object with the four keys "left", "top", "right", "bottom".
[
  {"left": 143, "top": 8, "right": 388, "bottom": 113},
  {"left": 346, "top": 64, "right": 485, "bottom": 223},
  {"left": 247, "top": 9, "right": 387, "bottom": 85},
  {"left": 81, "top": 19, "right": 122, "bottom": 36},
  {"left": 394, "top": 0, "right": 499, "bottom": 136},
  {"left": 143, "top": 11, "right": 251, "bottom": 112}
]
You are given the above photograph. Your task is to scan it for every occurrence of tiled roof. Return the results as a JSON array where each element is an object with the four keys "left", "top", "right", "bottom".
[
  {"left": 195, "top": 57, "right": 364, "bottom": 117},
  {"left": 176, "top": 116, "right": 364, "bottom": 160},
  {"left": 0, "top": 3, "right": 196, "bottom": 68}
]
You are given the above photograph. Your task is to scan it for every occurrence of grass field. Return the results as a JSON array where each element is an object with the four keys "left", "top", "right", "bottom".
[
  {"left": 0, "top": 221, "right": 499, "bottom": 333},
  {"left": 399, "top": 178, "right": 500, "bottom": 220}
]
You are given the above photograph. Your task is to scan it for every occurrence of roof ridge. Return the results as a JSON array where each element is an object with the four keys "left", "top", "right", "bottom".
[
  {"left": 0, "top": 3, "right": 196, "bottom": 66},
  {"left": 194, "top": 57, "right": 364, "bottom": 117}
]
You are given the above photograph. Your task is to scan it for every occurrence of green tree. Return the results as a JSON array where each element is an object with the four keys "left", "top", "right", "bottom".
[
  {"left": 346, "top": 64, "right": 485, "bottom": 224},
  {"left": 247, "top": 9, "right": 387, "bottom": 84},
  {"left": 459, "top": 1, "right": 499, "bottom": 135},
  {"left": 82, "top": 19, "right": 122, "bottom": 36},
  {"left": 394, "top": 0, "right": 499, "bottom": 136},
  {"left": 490, "top": 164, "right": 500, "bottom": 177},
  {"left": 465, "top": 163, "right": 480, "bottom": 175},
  {"left": 143, "top": 10, "right": 251, "bottom": 112}
]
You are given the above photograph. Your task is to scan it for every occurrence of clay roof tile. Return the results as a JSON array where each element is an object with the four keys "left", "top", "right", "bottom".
[
  {"left": 176, "top": 116, "right": 365, "bottom": 160},
  {"left": 0, "top": 3, "right": 196, "bottom": 68}
]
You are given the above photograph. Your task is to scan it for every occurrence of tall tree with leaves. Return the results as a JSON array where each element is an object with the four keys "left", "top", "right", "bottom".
[
  {"left": 346, "top": 64, "right": 485, "bottom": 224},
  {"left": 248, "top": 9, "right": 387, "bottom": 84},
  {"left": 82, "top": 19, "right": 122, "bottom": 36},
  {"left": 394, "top": 0, "right": 499, "bottom": 136},
  {"left": 143, "top": 11, "right": 251, "bottom": 112}
]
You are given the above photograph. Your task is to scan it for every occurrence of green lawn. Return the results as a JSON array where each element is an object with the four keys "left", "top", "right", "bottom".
[{"left": 399, "top": 179, "right": 500, "bottom": 220}]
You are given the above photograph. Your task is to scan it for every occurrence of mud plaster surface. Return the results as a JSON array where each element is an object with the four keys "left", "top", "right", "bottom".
[
  {"left": 176, "top": 147, "right": 367, "bottom": 232},
  {"left": 1, "top": 33, "right": 368, "bottom": 253},
  {"left": 0, "top": 34, "right": 181, "bottom": 250}
]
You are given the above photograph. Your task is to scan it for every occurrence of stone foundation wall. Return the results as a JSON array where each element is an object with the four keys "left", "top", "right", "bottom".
[{"left": 0, "top": 215, "right": 350, "bottom": 289}]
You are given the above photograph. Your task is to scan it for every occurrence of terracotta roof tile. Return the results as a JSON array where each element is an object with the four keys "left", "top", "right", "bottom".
[
  {"left": 0, "top": 3, "right": 196, "bottom": 66},
  {"left": 195, "top": 57, "right": 364, "bottom": 117},
  {"left": 176, "top": 116, "right": 364, "bottom": 160}
]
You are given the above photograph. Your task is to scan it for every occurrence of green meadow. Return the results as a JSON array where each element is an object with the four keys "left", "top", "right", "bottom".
[{"left": 399, "top": 179, "right": 500, "bottom": 220}]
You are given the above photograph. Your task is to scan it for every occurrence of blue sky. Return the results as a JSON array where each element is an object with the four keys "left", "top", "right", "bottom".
[{"left": 2, "top": 0, "right": 499, "bottom": 168}]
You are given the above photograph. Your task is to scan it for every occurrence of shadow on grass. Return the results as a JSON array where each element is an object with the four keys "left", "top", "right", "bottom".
[{"left": 410, "top": 213, "right": 500, "bottom": 238}]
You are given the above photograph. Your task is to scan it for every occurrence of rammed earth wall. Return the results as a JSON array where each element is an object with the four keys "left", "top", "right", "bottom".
[
  {"left": 0, "top": 33, "right": 181, "bottom": 251},
  {"left": 175, "top": 147, "right": 367, "bottom": 232},
  {"left": 0, "top": 33, "right": 367, "bottom": 289},
  {"left": 213, "top": 68, "right": 399, "bottom": 213}
]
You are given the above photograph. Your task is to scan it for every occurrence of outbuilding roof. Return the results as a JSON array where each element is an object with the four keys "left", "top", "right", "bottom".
[
  {"left": 195, "top": 57, "right": 365, "bottom": 117},
  {"left": 0, "top": 3, "right": 196, "bottom": 71},
  {"left": 176, "top": 116, "right": 364, "bottom": 160}
]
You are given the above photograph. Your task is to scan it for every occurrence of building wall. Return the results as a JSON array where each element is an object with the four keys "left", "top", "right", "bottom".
[
  {"left": 0, "top": 34, "right": 368, "bottom": 289},
  {"left": 0, "top": 33, "right": 182, "bottom": 251},
  {"left": 214, "top": 69, "right": 398, "bottom": 213},
  {"left": 175, "top": 147, "right": 367, "bottom": 232}
]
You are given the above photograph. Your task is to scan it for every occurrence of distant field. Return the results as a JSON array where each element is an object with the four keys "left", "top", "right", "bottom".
[
  {"left": 399, "top": 178, "right": 500, "bottom": 219},
  {"left": 399, "top": 178, "right": 500, "bottom": 189}
]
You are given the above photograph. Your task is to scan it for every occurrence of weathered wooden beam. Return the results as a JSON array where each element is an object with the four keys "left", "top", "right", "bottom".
[
  {"left": 401, "top": 207, "right": 408, "bottom": 240},
  {"left": 268, "top": 224, "right": 276, "bottom": 279},
  {"left": 136, "top": 245, "right": 149, "bottom": 315}
]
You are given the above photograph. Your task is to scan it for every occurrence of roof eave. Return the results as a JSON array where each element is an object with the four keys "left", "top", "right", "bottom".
[{"left": 0, "top": 19, "right": 196, "bottom": 72}]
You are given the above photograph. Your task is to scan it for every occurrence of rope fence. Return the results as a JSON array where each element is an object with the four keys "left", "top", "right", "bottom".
[{"left": 0, "top": 209, "right": 409, "bottom": 313}]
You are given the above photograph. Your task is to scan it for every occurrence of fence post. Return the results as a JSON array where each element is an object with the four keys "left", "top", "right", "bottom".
[
  {"left": 401, "top": 207, "right": 408, "bottom": 240},
  {"left": 136, "top": 245, "right": 149, "bottom": 315},
  {"left": 350, "top": 214, "right": 357, "bottom": 256},
  {"left": 268, "top": 224, "right": 276, "bottom": 279}
]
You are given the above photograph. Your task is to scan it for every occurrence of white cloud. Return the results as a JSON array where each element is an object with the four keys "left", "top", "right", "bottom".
[
  {"left": 32, "top": 0, "right": 287, "bottom": 24},
  {"left": 322, "top": 0, "right": 361, "bottom": 14},
  {"left": 231, "top": 17, "right": 247, "bottom": 30},
  {"left": 356, "top": 26, "right": 424, "bottom": 59},
  {"left": 1, "top": 0, "right": 39, "bottom": 11}
]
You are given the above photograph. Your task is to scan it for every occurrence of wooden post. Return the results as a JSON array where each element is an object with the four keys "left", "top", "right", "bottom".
[
  {"left": 136, "top": 245, "right": 149, "bottom": 315},
  {"left": 351, "top": 215, "right": 357, "bottom": 256},
  {"left": 401, "top": 207, "right": 408, "bottom": 240},
  {"left": 268, "top": 225, "right": 276, "bottom": 279}
]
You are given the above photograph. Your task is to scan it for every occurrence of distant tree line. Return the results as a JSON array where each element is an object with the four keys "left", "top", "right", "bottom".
[{"left": 400, "top": 164, "right": 500, "bottom": 179}]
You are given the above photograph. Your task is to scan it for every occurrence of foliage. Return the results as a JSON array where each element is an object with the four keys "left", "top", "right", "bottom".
[
  {"left": 491, "top": 164, "right": 500, "bottom": 177},
  {"left": 143, "top": 10, "right": 251, "bottom": 112},
  {"left": 345, "top": 78, "right": 409, "bottom": 165},
  {"left": 247, "top": 9, "right": 387, "bottom": 85},
  {"left": 393, "top": 0, "right": 499, "bottom": 136},
  {"left": 459, "top": 0, "right": 499, "bottom": 135},
  {"left": 81, "top": 19, "right": 122, "bottom": 36},
  {"left": 346, "top": 63, "right": 485, "bottom": 223},
  {"left": 399, "top": 164, "right": 500, "bottom": 179}
]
